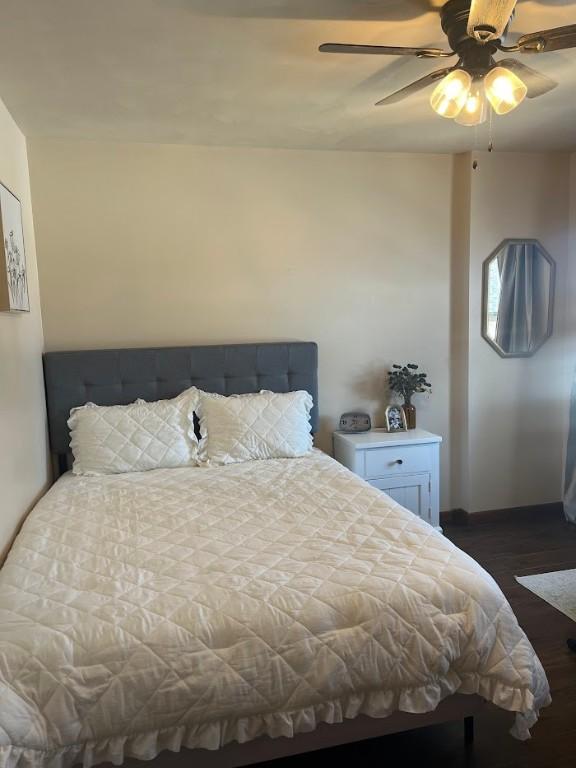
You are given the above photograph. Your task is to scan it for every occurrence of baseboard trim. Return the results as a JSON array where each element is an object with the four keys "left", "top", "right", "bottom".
[{"left": 441, "top": 502, "right": 564, "bottom": 527}]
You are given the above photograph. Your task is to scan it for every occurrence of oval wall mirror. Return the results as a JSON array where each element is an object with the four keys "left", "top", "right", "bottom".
[{"left": 482, "top": 239, "right": 555, "bottom": 358}]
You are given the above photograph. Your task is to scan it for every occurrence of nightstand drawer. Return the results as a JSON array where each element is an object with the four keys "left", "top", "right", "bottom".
[{"left": 364, "top": 444, "right": 431, "bottom": 479}]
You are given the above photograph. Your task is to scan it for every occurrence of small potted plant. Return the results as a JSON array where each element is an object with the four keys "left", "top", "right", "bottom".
[{"left": 388, "top": 363, "right": 431, "bottom": 430}]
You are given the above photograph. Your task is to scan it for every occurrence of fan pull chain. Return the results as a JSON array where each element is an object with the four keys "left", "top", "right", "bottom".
[
  {"left": 471, "top": 111, "right": 485, "bottom": 170},
  {"left": 472, "top": 121, "right": 479, "bottom": 170},
  {"left": 474, "top": 110, "right": 494, "bottom": 169}
]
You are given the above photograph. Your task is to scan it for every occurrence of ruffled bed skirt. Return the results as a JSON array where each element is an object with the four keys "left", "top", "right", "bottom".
[{"left": 0, "top": 671, "right": 551, "bottom": 768}]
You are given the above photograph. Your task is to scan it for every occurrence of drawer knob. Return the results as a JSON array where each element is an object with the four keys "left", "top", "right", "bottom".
[{"left": 394, "top": 459, "right": 404, "bottom": 465}]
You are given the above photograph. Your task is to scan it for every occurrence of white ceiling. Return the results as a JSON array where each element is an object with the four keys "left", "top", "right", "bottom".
[{"left": 0, "top": 0, "right": 575, "bottom": 152}]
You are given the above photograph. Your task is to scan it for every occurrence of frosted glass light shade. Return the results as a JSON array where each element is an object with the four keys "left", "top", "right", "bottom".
[
  {"left": 484, "top": 66, "right": 527, "bottom": 115},
  {"left": 430, "top": 70, "right": 472, "bottom": 118},
  {"left": 455, "top": 79, "right": 488, "bottom": 126}
]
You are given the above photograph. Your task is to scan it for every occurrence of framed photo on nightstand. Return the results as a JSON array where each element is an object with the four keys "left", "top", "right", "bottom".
[{"left": 385, "top": 405, "right": 407, "bottom": 433}]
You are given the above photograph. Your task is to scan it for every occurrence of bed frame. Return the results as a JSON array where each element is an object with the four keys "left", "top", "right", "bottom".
[{"left": 42, "top": 341, "right": 486, "bottom": 767}]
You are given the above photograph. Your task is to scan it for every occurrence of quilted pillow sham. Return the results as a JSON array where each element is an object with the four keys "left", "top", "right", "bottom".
[
  {"left": 68, "top": 388, "right": 199, "bottom": 475},
  {"left": 197, "top": 389, "right": 313, "bottom": 465}
]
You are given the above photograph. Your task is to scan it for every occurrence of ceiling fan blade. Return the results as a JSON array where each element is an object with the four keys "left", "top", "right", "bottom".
[
  {"left": 517, "top": 24, "right": 576, "bottom": 53},
  {"left": 319, "top": 43, "right": 454, "bottom": 58},
  {"left": 375, "top": 66, "right": 455, "bottom": 106},
  {"left": 467, "top": 0, "right": 518, "bottom": 42},
  {"left": 497, "top": 58, "right": 558, "bottom": 98}
]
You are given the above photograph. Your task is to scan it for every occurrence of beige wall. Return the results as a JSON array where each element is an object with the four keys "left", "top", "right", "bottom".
[
  {"left": 453, "top": 151, "right": 571, "bottom": 513},
  {"left": 450, "top": 154, "right": 471, "bottom": 513},
  {"left": 28, "top": 139, "right": 453, "bottom": 506},
  {"left": 0, "top": 98, "right": 49, "bottom": 560},
  {"left": 26, "top": 139, "right": 574, "bottom": 516}
]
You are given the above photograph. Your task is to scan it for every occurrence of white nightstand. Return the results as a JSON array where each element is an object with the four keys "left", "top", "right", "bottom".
[{"left": 333, "top": 429, "right": 442, "bottom": 531}]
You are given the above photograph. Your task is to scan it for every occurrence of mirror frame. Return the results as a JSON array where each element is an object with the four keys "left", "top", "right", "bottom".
[{"left": 481, "top": 238, "right": 556, "bottom": 359}]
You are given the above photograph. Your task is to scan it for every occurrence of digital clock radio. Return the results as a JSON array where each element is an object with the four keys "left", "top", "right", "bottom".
[{"left": 339, "top": 412, "right": 371, "bottom": 433}]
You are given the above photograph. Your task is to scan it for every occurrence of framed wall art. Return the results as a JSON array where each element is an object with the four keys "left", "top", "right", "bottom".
[{"left": 0, "top": 181, "right": 29, "bottom": 312}]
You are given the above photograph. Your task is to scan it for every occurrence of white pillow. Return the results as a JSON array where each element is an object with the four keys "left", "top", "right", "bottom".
[
  {"left": 68, "top": 388, "right": 199, "bottom": 476},
  {"left": 197, "top": 389, "right": 313, "bottom": 465}
]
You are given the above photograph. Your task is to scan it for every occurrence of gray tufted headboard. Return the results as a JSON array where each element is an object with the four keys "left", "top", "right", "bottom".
[{"left": 43, "top": 342, "right": 318, "bottom": 472}]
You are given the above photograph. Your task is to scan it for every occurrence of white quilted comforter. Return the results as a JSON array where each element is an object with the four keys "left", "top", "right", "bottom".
[{"left": 0, "top": 451, "right": 550, "bottom": 768}]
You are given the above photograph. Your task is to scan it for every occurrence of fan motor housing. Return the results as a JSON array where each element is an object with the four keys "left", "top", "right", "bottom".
[
  {"left": 441, "top": 0, "right": 476, "bottom": 50},
  {"left": 441, "top": 0, "right": 501, "bottom": 73}
]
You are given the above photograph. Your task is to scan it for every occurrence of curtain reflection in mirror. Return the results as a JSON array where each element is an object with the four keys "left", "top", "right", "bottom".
[
  {"left": 495, "top": 243, "right": 549, "bottom": 354},
  {"left": 565, "top": 367, "right": 576, "bottom": 525}
]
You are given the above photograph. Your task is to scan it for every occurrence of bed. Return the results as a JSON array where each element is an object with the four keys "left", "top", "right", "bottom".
[{"left": 0, "top": 342, "right": 550, "bottom": 768}]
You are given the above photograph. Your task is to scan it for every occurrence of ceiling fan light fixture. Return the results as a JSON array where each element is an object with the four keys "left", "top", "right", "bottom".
[
  {"left": 455, "top": 78, "right": 488, "bottom": 126},
  {"left": 429, "top": 69, "right": 472, "bottom": 118},
  {"left": 484, "top": 66, "right": 527, "bottom": 114}
]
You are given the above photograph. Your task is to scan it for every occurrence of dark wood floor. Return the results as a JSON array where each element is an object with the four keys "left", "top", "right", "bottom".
[{"left": 270, "top": 508, "right": 576, "bottom": 768}]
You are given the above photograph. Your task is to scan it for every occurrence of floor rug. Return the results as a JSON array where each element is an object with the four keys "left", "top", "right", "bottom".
[{"left": 516, "top": 569, "right": 576, "bottom": 622}]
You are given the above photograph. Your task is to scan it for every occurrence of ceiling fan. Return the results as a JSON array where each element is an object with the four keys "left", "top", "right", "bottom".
[{"left": 319, "top": 0, "right": 576, "bottom": 126}]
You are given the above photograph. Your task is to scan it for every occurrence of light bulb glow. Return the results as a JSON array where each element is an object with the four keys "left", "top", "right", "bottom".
[
  {"left": 430, "top": 70, "right": 472, "bottom": 119},
  {"left": 455, "top": 78, "right": 488, "bottom": 127},
  {"left": 484, "top": 66, "right": 527, "bottom": 115}
]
